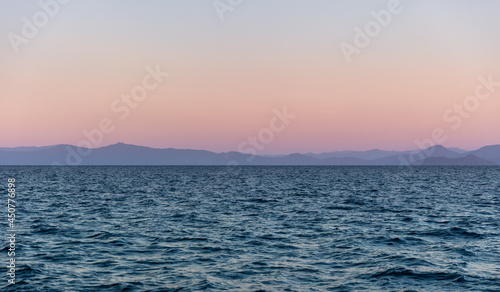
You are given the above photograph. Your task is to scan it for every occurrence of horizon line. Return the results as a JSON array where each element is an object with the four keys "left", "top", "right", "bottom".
[{"left": 1, "top": 142, "right": 497, "bottom": 155}]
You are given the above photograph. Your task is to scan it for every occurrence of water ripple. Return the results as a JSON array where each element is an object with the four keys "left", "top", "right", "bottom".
[{"left": 0, "top": 166, "right": 499, "bottom": 291}]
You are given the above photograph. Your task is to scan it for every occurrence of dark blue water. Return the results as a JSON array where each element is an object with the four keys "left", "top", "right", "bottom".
[{"left": 1, "top": 166, "right": 500, "bottom": 291}]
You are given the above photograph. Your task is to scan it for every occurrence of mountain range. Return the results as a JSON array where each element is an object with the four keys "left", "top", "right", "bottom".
[{"left": 1, "top": 143, "right": 499, "bottom": 166}]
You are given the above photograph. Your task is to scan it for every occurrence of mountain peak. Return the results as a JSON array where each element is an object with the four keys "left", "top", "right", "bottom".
[
  {"left": 426, "top": 144, "right": 446, "bottom": 150},
  {"left": 107, "top": 142, "right": 138, "bottom": 148}
]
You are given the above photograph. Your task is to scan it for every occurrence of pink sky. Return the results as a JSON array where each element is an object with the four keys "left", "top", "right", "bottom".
[{"left": 1, "top": 1, "right": 500, "bottom": 154}]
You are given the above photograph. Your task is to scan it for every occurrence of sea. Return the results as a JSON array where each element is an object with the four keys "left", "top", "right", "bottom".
[{"left": 1, "top": 166, "right": 499, "bottom": 291}]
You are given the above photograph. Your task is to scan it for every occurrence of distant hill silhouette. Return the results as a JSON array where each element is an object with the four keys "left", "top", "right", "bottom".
[
  {"left": 0, "top": 143, "right": 498, "bottom": 166},
  {"left": 470, "top": 145, "right": 500, "bottom": 164},
  {"left": 417, "top": 154, "right": 496, "bottom": 166}
]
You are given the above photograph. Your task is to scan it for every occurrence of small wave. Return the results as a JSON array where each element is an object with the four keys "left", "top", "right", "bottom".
[
  {"left": 452, "top": 247, "right": 475, "bottom": 257},
  {"left": 178, "top": 237, "right": 208, "bottom": 242},
  {"left": 32, "top": 226, "right": 59, "bottom": 235},
  {"left": 325, "top": 204, "right": 354, "bottom": 210},
  {"left": 247, "top": 198, "right": 277, "bottom": 203},
  {"left": 343, "top": 197, "right": 366, "bottom": 205},
  {"left": 86, "top": 231, "right": 114, "bottom": 239},
  {"left": 272, "top": 243, "right": 299, "bottom": 250},
  {"left": 370, "top": 267, "right": 465, "bottom": 282},
  {"left": 293, "top": 267, "right": 320, "bottom": 273},
  {"left": 92, "top": 259, "right": 117, "bottom": 267},
  {"left": 410, "top": 227, "right": 483, "bottom": 239},
  {"left": 16, "top": 264, "right": 43, "bottom": 278}
]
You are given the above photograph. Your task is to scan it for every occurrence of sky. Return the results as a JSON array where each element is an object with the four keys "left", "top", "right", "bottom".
[{"left": 1, "top": 0, "right": 500, "bottom": 154}]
